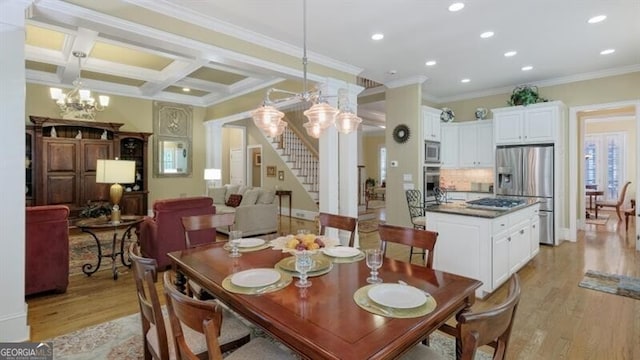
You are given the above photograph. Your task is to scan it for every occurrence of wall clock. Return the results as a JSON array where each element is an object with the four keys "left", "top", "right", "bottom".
[{"left": 392, "top": 124, "right": 411, "bottom": 144}]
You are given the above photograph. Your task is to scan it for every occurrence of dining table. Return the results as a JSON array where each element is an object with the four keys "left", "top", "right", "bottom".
[{"left": 168, "top": 239, "right": 482, "bottom": 360}]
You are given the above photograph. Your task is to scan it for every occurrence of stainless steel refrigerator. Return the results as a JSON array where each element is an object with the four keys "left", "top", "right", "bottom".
[{"left": 496, "top": 145, "right": 554, "bottom": 245}]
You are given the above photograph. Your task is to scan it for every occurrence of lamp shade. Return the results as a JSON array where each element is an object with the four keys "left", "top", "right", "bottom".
[
  {"left": 96, "top": 159, "right": 136, "bottom": 184},
  {"left": 204, "top": 168, "right": 222, "bottom": 180}
]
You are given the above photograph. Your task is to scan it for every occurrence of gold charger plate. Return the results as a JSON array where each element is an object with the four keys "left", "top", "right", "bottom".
[
  {"left": 223, "top": 242, "right": 270, "bottom": 253},
  {"left": 353, "top": 284, "right": 437, "bottom": 318},
  {"left": 222, "top": 270, "right": 292, "bottom": 295},
  {"left": 275, "top": 255, "right": 333, "bottom": 278}
]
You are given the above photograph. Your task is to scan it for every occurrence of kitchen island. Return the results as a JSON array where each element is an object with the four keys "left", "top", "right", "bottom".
[{"left": 425, "top": 199, "right": 540, "bottom": 298}]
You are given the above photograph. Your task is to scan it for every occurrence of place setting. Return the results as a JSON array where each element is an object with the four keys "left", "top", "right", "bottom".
[
  {"left": 222, "top": 267, "right": 293, "bottom": 295},
  {"left": 321, "top": 246, "right": 365, "bottom": 263},
  {"left": 275, "top": 252, "right": 334, "bottom": 278},
  {"left": 223, "top": 230, "right": 270, "bottom": 255},
  {"left": 353, "top": 249, "right": 437, "bottom": 318}
]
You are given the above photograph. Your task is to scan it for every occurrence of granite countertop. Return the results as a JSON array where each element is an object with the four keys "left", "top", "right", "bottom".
[{"left": 425, "top": 198, "right": 539, "bottom": 219}]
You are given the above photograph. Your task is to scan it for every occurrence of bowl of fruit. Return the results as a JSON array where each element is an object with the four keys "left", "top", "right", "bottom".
[{"left": 270, "top": 233, "right": 338, "bottom": 253}]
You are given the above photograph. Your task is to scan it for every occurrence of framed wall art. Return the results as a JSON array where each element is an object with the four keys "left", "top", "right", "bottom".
[
  {"left": 266, "top": 166, "right": 276, "bottom": 177},
  {"left": 254, "top": 152, "right": 262, "bottom": 166}
]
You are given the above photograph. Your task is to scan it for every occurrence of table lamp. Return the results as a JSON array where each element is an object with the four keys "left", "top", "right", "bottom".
[
  {"left": 96, "top": 159, "right": 136, "bottom": 224},
  {"left": 204, "top": 168, "right": 222, "bottom": 194}
]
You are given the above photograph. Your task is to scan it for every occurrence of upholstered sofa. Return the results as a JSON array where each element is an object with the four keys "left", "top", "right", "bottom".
[
  {"left": 139, "top": 197, "right": 216, "bottom": 269},
  {"left": 208, "top": 185, "right": 278, "bottom": 237},
  {"left": 25, "top": 205, "right": 70, "bottom": 296}
]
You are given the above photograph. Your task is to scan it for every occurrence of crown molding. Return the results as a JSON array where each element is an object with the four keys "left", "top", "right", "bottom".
[{"left": 385, "top": 75, "right": 428, "bottom": 89}]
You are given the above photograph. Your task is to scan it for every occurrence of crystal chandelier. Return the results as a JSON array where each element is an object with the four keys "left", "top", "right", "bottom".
[
  {"left": 251, "top": 0, "right": 361, "bottom": 139},
  {"left": 50, "top": 51, "right": 110, "bottom": 120}
]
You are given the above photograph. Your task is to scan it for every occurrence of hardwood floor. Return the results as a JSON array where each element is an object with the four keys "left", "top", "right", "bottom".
[{"left": 27, "top": 210, "right": 639, "bottom": 359}]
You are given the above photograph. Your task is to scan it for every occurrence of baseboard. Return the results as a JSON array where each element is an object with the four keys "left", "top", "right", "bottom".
[
  {"left": 0, "top": 302, "right": 29, "bottom": 342},
  {"left": 558, "top": 227, "right": 575, "bottom": 243}
]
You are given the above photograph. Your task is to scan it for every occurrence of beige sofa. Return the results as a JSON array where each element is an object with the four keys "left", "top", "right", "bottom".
[{"left": 208, "top": 185, "right": 279, "bottom": 237}]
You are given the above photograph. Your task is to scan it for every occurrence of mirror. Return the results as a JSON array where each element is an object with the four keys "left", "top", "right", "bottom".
[{"left": 154, "top": 138, "right": 192, "bottom": 177}]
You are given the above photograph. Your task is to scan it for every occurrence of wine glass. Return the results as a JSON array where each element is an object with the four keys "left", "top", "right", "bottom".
[
  {"left": 229, "top": 230, "right": 243, "bottom": 258},
  {"left": 295, "top": 250, "right": 312, "bottom": 288},
  {"left": 366, "top": 249, "right": 383, "bottom": 284}
]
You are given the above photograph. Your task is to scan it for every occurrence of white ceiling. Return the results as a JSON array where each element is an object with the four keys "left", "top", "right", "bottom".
[{"left": 25, "top": 0, "right": 640, "bottom": 122}]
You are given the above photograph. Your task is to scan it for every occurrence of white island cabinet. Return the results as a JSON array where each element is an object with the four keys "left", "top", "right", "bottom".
[{"left": 425, "top": 202, "right": 540, "bottom": 298}]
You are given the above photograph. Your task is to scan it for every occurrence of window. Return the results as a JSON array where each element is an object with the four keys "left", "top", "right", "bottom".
[
  {"left": 584, "top": 133, "right": 626, "bottom": 201},
  {"left": 379, "top": 146, "right": 386, "bottom": 184}
]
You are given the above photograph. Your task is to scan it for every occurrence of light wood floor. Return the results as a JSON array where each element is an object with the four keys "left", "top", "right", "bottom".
[{"left": 27, "top": 210, "right": 639, "bottom": 359}]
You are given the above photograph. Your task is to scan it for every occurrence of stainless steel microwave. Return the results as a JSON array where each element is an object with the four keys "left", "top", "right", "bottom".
[{"left": 425, "top": 140, "right": 441, "bottom": 164}]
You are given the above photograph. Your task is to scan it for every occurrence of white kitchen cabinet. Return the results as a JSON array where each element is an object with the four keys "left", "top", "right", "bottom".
[
  {"left": 493, "top": 102, "right": 563, "bottom": 145},
  {"left": 530, "top": 217, "right": 540, "bottom": 257},
  {"left": 440, "top": 123, "right": 458, "bottom": 168},
  {"left": 458, "top": 121, "right": 493, "bottom": 168},
  {"left": 508, "top": 219, "right": 531, "bottom": 274},
  {"left": 422, "top": 106, "right": 441, "bottom": 142}
]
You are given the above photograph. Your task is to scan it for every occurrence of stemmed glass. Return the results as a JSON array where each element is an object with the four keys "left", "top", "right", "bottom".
[
  {"left": 294, "top": 250, "right": 313, "bottom": 288},
  {"left": 229, "top": 230, "right": 243, "bottom": 258},
  {"left": 366, "top": 248, "right": 383, "bottom": 284}
]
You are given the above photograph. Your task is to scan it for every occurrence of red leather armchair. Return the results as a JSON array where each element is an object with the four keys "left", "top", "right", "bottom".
[
  {"left": 139, "top": 197, "right": 216, "bottom": 269},
  {"left": 25, "top": 205, "right": 70, "bottom": 296}
]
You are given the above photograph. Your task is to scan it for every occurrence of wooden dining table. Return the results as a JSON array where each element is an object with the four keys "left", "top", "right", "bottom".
[{"left": 168, "top": 241, "right": 482, "bottom": 360}]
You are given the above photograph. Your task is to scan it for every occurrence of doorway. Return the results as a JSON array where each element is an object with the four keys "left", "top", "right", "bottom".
[{"left": 247, "top": 145, "right": 262, "bottom": 187}]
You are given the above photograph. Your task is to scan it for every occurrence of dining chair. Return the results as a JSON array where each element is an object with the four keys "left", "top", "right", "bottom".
[
  {"left": 401, "top": 273, "right": 521, "bottom": 360},
  {"left": 595, "top": 181, "right": 631, "bottom": 220},
  {"left": 624, "top": 199, "right": 636, "bottom": 231},
  {"left": 130, "top": 243, "right": 251, "bottom": 360},
  {"left": 162, "top": 271, "right": 296, "bottom": 360},
  {"left": 181, "top": 213, "right": 235, "bottom": 249},
  {"left": 318, "top": 212, "right": 358, "bottom": 247},
  {"left": 378, "top": 224, "right": 438, "bottom": 269},
  {"left": 405, "top": 190, "right": 427, "bottom": 259}
]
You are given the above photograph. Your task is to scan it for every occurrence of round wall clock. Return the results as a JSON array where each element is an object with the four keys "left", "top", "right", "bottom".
[{"left": 392, "top": 124, "right": 411, "bottom": 144}]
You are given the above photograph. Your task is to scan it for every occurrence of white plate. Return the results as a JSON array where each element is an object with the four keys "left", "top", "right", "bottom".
[
  {"left": 368, "top": 283, "right": 427, "bottom": 309},
  {"left": 237, "top": 238, "right": 265, "bottom": 248},
  {"left": 231, "top": 268, "right": 281, "bottom": 288},
  {"left": 322, "top": 246, "right": 361, "bottom": 258}
]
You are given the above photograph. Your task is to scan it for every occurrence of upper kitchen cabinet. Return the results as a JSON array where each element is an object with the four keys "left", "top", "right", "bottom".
[
  {"left": 440, "top": 123, "right": 459, "bottom": 168},
  {"left": 422, "top": 106, "right": 441, "bottom": 142},
  {"left": 458, "top": 121, "right": 493, "bottom": 168},
  {"left": 492, "top": 101, "right": 566, "bottom": 145}
]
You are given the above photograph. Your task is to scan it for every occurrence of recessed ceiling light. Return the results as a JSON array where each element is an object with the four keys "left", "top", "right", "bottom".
[
  {"left": 461, "top": 78, "right": 470, "bottom": 83},
  {"left": 504, "top": 51, "right": 517, "bottom": 57},
  {"left": 371, "top": 33, "right": 384, "bottom": 41},
  {"left": 588, "top": 15, "right": 607, "bottom": 24},
  {"left": 182, "top": 87, "right": 191, "bottom": 92},
  {"left": 480, "top": 31, "right": 494, "bottom": 39},
  {"left": 600, "top": 48, "right": 615, "bottom": 55},
  {"left": 448, "top": 2, "right": 465, "bottom": 12},
  {"left": 521, "top": 66, "right": 533, "bottom": 71},
  {"left": 425, "top": 60, "right": 437, "bottom": 66}
]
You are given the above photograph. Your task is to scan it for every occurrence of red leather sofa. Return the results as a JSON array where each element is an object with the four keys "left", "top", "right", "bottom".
[
  {"left": 25, "top": 205, "right": 70, "bottom": 296},
  {"left": 139, "top": 197, "right": 216, "bottom": 269}
]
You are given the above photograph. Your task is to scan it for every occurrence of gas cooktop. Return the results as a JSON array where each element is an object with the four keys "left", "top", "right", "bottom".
[{"left": 465, "top": 197, "right": 526, "bottom": 210}]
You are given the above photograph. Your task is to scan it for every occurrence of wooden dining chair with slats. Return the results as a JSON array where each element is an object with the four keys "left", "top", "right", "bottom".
[
  {"left": 318, "top": 212, "right": 358, "bottom": 247},
  {"left": 401, "top": 274, "right": 521, "bottom": 360},
  {"left": 378, "top": 224, "right": 438, "bottom": 269},
  {"left": 162, "top": 271, "right": 297, "bottom": 360},
  {"left": 181, "top": 213, "right": 235, "bottom": 249}
]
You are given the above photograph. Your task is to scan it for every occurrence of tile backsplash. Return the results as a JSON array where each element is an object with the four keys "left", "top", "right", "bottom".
[{"left": 440, "top": 168, "right": 494, "bottom": 191}]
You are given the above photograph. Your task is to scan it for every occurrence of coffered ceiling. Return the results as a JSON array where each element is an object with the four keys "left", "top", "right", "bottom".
[{"left": 24, "top": 0, "right": 640, "bottom": 120}]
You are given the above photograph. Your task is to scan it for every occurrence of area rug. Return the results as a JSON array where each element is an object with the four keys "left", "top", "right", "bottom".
[
  {"left": 69, "top": 230, "right": 132, "bottom": 276},
  {"left": 586, "top": 213, "right": 609, "bottom": 225},
  {"left": 358, "top": 219, "right": 380, "bottom": 233},
  {"left": 367, "top": 200, "right": 386, "bottom": 209},
  {"left": 579, "top": 270, "right": 640, "bottom": 300},
  {"left": 44, "top": 310, "right": 491, "bottom": 359}
]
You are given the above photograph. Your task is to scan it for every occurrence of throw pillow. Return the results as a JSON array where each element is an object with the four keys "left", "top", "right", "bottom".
[
  {"left": 226, "top": 194, "right": 243, "bottom": 208},
  {"left": 225, "top": 185, "right": 240, "bottom": 202},
  {"left": 209, "top": 187, "right": 227, "bottom": 205},
  {"left": 257, "top": 188, "right": 276, "bottom": 204},
  {"left": 240, "top": 188, "right": 261, "bottom": 206}
]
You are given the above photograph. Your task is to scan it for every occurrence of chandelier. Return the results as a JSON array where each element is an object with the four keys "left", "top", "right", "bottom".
[
  {"left": 49, "top": 51, "right": 110, "bottom": 120},
  {"left": 251, "top": 0, "right": 361, "bottom": 139}
]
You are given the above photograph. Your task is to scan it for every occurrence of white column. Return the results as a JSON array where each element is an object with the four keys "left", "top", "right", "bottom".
[
  {"left": 205, "top": 121, "right": 223, "bottom": 187},
  {"left": 0, "top": 0, "right": 31, "bottom": 342},
  {"left": 318, "top": 79, "right": 363, "bottom": 245}
]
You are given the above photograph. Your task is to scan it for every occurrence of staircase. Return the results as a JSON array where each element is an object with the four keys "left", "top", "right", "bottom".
[{"left": 265, "top": 126, "right": 319, "bottom": 203}]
